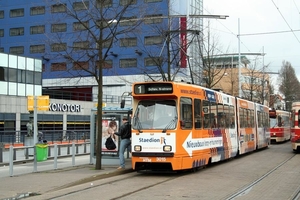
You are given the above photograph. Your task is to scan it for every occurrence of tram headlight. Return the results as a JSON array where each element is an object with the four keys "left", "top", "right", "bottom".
[
  {"left": 163, "top": 145, "right": 172, "bottom": 152},
  {"left": 134, "top": 145, "right": 142, "bottom": 152}
]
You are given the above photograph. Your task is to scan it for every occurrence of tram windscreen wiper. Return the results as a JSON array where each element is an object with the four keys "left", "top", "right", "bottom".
[
  {"left": 162, "top": 117, "right": 177, "bottom": 133},
  {"left": 135, "top": 116, "right": 143, "bottom": 133}
]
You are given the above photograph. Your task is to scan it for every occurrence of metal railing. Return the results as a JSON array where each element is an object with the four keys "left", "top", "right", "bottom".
[
  {"left": 0, "top": 130, "right": 90, "bottom": 145},
  {"left": 0, "top": 142, "right": 91, "bottom": 177}
]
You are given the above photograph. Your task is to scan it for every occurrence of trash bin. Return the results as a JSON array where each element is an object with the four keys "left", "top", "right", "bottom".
[{"left": 36, "top": 143, "right": 48, "bottom": 162}]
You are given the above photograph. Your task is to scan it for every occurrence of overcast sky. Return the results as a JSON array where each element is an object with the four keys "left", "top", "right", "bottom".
[{"left": 203, "top": 0, "right": 300, "bottom": 88}]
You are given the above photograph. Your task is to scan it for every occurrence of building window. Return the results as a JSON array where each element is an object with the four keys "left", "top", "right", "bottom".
[
  {"left": 51, "top": 43, "right": 67, "bottom": 52},
  {"left": 8, "top": 68, "right": 17, "bottom": 82},
  {"left": 30, "top": 6, "right": 45, "bottom": 15},
  {"left": 97, "top": 60, "right": 113, "bottom": 69},
  {"left": 0, "top": 10, "right": 4, "bottom": 19},
  {"left": 120, "top": 37, "right": 137, "bottom": 47},
  {"left": 51, "top": 23, "right": 67, "bottom": 32},
  {"left": 73, "top": 61, "right": 89, "bottom": 70},
  {"left": 10, "top": 46, "right": 24, "bottom": 55},
  {"left": 120, "top": 0, "right": 137, "bottom": 6},
  {"left": 30, "top": 45, "right": 45, "bottom": 53},
  {"left": 10, "top": 9, "right": 24, "bottom": 18},
  {"left": 51, "top": 4, "right": 67, "bottom": 13},
  {"left": 51, "top": 62, "right": 67, "bottom": 71},
  {"left": 73, "top": 1, "right": 89, "bottom": 11},
  {"left": 145, "top": 36, "right": 163, "bottom": 45},
  {"left": 102, "top": 38, "right": 113, "bottom": 48},
  {"left": 73, "top": 41, "right": 89, "bottom": 50},
  {"left": 0, "top": 67, "right": 6, "bottom": 81},
  {"left": 10, "top": 27, "right": 24, "bottom": 36},
  {"left": 26, "top": 70, "right": 34, "bottom": 84},
  {"left": 144, "top": 14, "right": 163, "bottom": 24},
  {"left": 96, "top": 0, "right": 113, "bottom": 8},
  {"left": 30, "top": 25, "right": 45, "bottom": 34},
  {"left": 35, "top": 72, "right": 42, "bottom": 85},
  {"left": 144, "top": 0, "right": 162, "bottom": 2},
  {"left": 0, "top": 48, "right": 4, "bottom": 53},
  {"left": 73, "top": 21, "right": 89, "bottom": 31},
  {"left": 145, "top": 57, "right": 162, "bottom": 66},
  {"left": 0, "top": 29, "right": 3, "bottom": 37},
  {"left": 120, "top": 16, "right": 137, "bottom": 26},
  {"left": 120, "top": 59, "right": 137, "bottom": 68}
]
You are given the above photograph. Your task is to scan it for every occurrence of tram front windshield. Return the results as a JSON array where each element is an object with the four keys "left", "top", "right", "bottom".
[
  {"left": 270, "top": 118, "right": 277, "bottom": 128},
  {"left": 133, "top": 100, "right": 177, "bottom": 130}
]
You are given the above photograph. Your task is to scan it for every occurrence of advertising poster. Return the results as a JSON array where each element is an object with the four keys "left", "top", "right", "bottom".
[{"left": 99, "top": 114, "right": 121, "bottom": 156}]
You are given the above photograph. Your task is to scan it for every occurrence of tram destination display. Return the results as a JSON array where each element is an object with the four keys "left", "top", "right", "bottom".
[{"left": 134, "top": 83, "right": 173, "bottom": 94}]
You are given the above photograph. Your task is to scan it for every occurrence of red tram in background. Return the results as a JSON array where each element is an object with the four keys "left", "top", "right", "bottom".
[
  {"left": 291, "top": 102, "right": 300, "bottom": 152},
  {"left": 269, "top": 109, "right": 291, "bottom": 143}
]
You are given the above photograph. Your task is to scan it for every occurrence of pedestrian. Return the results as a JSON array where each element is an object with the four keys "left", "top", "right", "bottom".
[{"left": 116, "top": 116, "right": 131, "bottom": 170}]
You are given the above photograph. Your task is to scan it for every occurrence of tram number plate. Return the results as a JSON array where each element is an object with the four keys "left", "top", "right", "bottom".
[{"left": 156, "top": 157, "right": 166, "bottom": 162}]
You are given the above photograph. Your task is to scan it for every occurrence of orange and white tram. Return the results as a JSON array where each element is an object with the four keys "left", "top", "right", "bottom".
[
  {"left": 269, "top": 109, "right": 291, "bottom": 143},
  {"left": 291, "top": 102, "right": 300, "bottom": 152},
  {"left": 130, "top": 81, "right": 269, "bottom": 171}
]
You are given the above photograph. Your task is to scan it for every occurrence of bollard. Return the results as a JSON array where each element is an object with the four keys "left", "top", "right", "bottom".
[
  {"left": 67, "top": 145, "right": 70, "bottom": 155},
  {"left": 33, "top": 145, "right": 37, "bottom": 173},
  {"left": 25, "top": 148, "right": 29, "bottom": 159},
  {"left": 58, "top": 145, "right": 61, "bottom": 155},
  {"left": 0, "top": 143, "right": 3, "bottom": 162},
  {"left": 84, "top": 142, "right": 86, "bottom": 153},
  {"left": 48, "top": 145, "right": 51, "bottom": 157},
  {"left": 72, "top": 142, "right": 75, "bottom": 166},
  {"left": 54, "top": 144, "right": 58, "bottom": 170},
  {"left": 9, "top": 145, "right": 13, "bottom": 177},
  {"left": 0, "top": 148, "right": 2, "bottom": 163},
  {"left": 13, "top": 148, "right": 16, "bottom": 160}
]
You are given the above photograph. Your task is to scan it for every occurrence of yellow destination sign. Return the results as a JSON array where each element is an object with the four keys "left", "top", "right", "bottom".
[{"left": 27, "top": 95, "right": 50, "bottom": 111}]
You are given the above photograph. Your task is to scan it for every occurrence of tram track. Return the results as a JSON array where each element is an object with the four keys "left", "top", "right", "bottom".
[
  {"left": 26, "top": 143, "right": 300, "bottom": 200},
  {"left": 225, "top": 153, "right": 298, "bottom": 200},
  {"left": 43, "top": 170, "right": 189, "bottom": 200}
]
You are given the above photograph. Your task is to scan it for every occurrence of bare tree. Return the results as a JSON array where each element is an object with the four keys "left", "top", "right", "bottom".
[
  {"left": 240, "top": 58, "right": 268, "bottom": 102},
  {"left": 278, "top": 60, "right": 300, "bottom": 110},
  {"left": 45, "top": 0, "right": 149, "bottom": 169},
  {"left": 133, "top": 17, "right": 199, "bottom": 83},
  {"left": 194, "top": 24, "right": 229, "bottom": 88}
]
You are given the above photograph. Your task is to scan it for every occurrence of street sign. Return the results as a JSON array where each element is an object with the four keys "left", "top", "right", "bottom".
[{"left": 27, "top": 96, "right": 50, "bottom": 111}]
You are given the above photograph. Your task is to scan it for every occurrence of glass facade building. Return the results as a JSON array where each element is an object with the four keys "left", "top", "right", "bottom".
[{"left": 0, "top": 53, "right": 42, "bottom": 96}]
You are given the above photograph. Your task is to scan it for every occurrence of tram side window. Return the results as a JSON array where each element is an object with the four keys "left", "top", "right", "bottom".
[
  {"left": 264, "top": 112, "right": 269, "bottom": 127},
  {"left": 250, "top": 110, "right": 254, "bottom": 128},
  {"left": 257, "top": 111, "right": 263, "bottom": 128},
  {"left": 223, "top": 105, "right": 230, "bottom": 128},
  {"left": 229, "top": 106, "right": 235, "bottom": 128},
  {"left": 180, "top": 97, "right": 192, "bottom": 129},
  {"left": 239, "top": 108, "right": 246, "bottom": 128},
  {"left": 217, "top": 104, "right": 225, "bottom": 128},
  {"left": 246, "top": 109, "right": 251, "bottom": 128},
  {"left": 210, "top": 102, "right": 217, "bottom": 128},
  {"left": 278, "top": 116, "right": 283, "bottom": 127},
  {"left": 194, "top": 99, "right": 202, "bottom": 129},
  {"left": 203, "top": 100, "right": 211, "bottom": 128},
  {"left": 282, "top": 115, "right": 289, "bottom": 127}
]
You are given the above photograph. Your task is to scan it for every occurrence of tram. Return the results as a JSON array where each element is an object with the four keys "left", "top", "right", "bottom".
[
  {"left": 291, "top": 102, "right": 300, "bottom": 152},
  {"left": 269, "top": 109, "right": 291, "bottom": 143},
  {"left": 130, "top": 81, "right": 269, "bottom": 171}
]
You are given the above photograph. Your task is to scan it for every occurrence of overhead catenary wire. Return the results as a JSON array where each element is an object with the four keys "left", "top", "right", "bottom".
[{"left": 271, "top": 0, "right": 300, "bottom": 44}]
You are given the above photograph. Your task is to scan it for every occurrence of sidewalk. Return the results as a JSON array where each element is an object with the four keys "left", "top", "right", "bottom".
[{"left": 0, "top": 158, "right": 133, "bottom": 200}]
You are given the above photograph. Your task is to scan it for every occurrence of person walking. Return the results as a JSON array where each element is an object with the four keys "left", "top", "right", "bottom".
[{"left": 116, "top": 116, "right": 131, "bottom": 169}]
